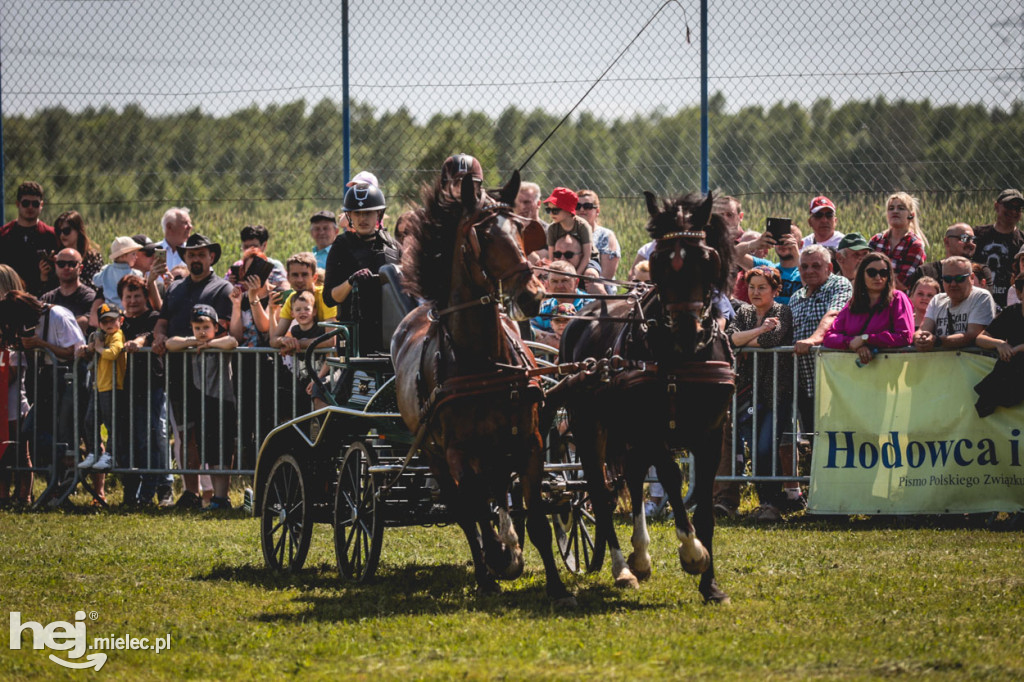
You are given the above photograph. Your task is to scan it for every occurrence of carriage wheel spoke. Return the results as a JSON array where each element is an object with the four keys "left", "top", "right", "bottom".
[{"left": 274, "top": 525, "right": 287, "bottom": 565}]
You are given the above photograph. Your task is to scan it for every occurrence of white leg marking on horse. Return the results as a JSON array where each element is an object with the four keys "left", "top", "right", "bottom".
[
  {"left": 628, "top": 511, "right": 652, "bottom": 579},
  {"left": 611, "top": 548, "right": 639, "bottom": 589},
  {"left": 497, "top": 508, "right": 519, "bottom": 548},
  {"left": 676, "top": 525, "right": 710, "bottom": 575}
]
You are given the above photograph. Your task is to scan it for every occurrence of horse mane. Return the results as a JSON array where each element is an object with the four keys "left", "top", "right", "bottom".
[
  {"left": 645, "top": 190, "right": 735, "bottom": 295},
  {"left": 399, "top": 179, "right": 465, "bottom": 303}
]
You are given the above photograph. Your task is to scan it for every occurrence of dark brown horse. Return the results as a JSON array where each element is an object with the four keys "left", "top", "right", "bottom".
[
  {"left": 557, "top": 190, "right": 735, "bottom": 603},
  {"left": 392, "top": 171, "right": 575, "bottom": 606}
]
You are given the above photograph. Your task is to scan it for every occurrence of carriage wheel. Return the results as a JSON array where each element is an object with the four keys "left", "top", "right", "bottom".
[
  {"left": 549, "top": 431, "right": 605, "bottom": 574},
  {"left": 554, "top": 490, "right": 604, "bottom": 574},
  {"left": 334, "top": 441, "right": 383, "bottom": 582},
  {"left": 261, "top": 454, "right": 313, "bottom": 572}
]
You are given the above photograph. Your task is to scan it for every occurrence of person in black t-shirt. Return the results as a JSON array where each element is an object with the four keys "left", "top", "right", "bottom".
[
  {"left": 0, "top": 181, "right": 58, "bottom": 296},
  {"left": 974, "top": 273, "right": 1024, "bottom": 417},
  {"left": 973, "top": 189, "right": 1024, "bottom": 308},
  {"left": 40, "top": 248, "right": 96, "bottom": 335},
  {"left": 151, "top": 233, "right": 232, "bottom": 508},
  {"left": 323, "top": 183, "right": 401, "bottom": 355}
]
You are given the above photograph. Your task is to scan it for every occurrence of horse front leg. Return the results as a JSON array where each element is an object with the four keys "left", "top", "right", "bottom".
[
  {"left": 692, "top": 426, "right": 730, "bottom": 604},
  {"left": 443, "top": 446, "right": 501, "bottom": 596},
  {"left": 625, "top": 454, "right": 652, "bottom": 581},
  {"left": 654, "top": 446, "right": 711, "bottom": 578},
  {"left": 521, "top": 431, "right": 576, "bottom": 607},
  {"left": 575, "top": 417, "right": 637, "bottom": 589}
]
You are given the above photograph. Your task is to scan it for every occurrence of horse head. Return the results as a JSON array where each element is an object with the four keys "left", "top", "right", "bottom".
[
  {"left": 455, "top": 171, "right": 545, "bottom": 321},
  {"left": 643, "top": 190, "right": 733, "bottom": 355}
]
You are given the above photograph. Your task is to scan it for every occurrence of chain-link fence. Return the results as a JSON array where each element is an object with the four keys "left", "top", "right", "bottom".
[{"left": 2, "top": 0, "right": 1022, "bottom": 222}]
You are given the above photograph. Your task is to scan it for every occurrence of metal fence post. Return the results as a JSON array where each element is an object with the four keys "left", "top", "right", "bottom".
[
  {"left": 700, "top": 0, "right": 709, "bottom": 195},
  {"left": 342, "top": 0, "right": 350, "bottom": 186}
]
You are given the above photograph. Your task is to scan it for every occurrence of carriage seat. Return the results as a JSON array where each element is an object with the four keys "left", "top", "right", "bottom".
[{"left": 379, "top": 263, "right": 418, "bottom": 348}]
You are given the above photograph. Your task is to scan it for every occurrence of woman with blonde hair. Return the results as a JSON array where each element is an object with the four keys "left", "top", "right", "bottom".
[
  {"left": 0, "top": 263, "right": 26, "bottom": 297},
  {"left": 869, "top": 192, "right": 928, "bottom": 291}
]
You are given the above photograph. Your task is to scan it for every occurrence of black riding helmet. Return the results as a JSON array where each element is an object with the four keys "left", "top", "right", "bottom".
[
  {"left": 343, "top": 182, "right": 386, "bottom": 213},
  {"left": 440, "top": 154, "right": 484, "bottom": 184}
]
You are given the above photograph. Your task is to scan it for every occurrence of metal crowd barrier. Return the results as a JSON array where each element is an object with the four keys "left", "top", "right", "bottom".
[
  {"left": 3, "top": 346, "right": 334, "bottom": 508},
  {"left": 5, "top": 343, "right": 994, "bottom": 509},
  {"left": 722, "top": 346, "right": 805, "bottom": 485}
]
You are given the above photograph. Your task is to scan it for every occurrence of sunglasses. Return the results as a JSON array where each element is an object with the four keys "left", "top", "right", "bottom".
[
  {"left": 950, "top": 234, "right": 975, "bottom": 244},
  {"left": 545, "top": 207, "right": 563, "bottom": 215},
  {"left": 20, "top": 200, "right": 41, "bottom": 208},
  {"left": 941, "top": 273, "right": 969, "bottom": 284},
  {"left": 576, "top": 202, "right": 598, "bottom": 211},
  {"left": 864, "top": 267, "right": 890, "bottom": 279},
  {"left": 59, "top": 226, "right": 76, "bottom": 235},
  {"left": 552, "top": 250, "right": 577, "bottom": 259},
  {"left": 813, "top": 211, "right": 835, "bottom": 219},
  {"left": 55, "top": 260, "right": 80, "bottom": 268}
]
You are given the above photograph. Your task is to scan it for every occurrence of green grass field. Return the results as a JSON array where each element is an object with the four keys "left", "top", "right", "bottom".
[{"left": 1, "top": 505, "right": 1022, "bottom": 681}]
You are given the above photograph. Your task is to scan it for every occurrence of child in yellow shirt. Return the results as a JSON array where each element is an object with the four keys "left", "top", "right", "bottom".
[{"left": 76, "top": 303, "right": 127, "bottom": 503}]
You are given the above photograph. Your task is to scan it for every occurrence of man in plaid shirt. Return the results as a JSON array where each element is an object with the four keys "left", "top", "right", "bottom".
[{"left": 789, "top": 245, "right": 853, "bottom": 435}]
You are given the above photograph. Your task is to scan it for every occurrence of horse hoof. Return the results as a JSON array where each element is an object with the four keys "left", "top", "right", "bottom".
[
  {"left": 679, "top": 545, "right": 711, "bottom": 575},
  {"left": 701, "top": 582, "right": 731, "bottom": 605},
  {"left": 626, "top": 552, "right": 652, "bottom": 582},
  {"left": 477, "top": 582, "right": 501, "bottom": 597},
  {"left": 497, "top": 552, "right": 525, "bottom": 581},
  {"left": 614, "top": 573, "right": 640, "bottom": 590}
]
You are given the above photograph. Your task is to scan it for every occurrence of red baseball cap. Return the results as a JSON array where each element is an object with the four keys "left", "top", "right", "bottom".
[
  {"left": 542, "top": 187, "right": 578, "bottom": 215},
  {"left": 809, "top": 196, "right": 836, "bottom": 215}
]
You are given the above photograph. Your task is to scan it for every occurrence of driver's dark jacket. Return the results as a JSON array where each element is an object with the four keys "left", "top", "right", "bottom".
[{"left": 322, "top": 229, "right": 401, "bottom": 353}]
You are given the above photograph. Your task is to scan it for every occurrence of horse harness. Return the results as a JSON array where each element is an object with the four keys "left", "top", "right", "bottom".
[{"left": 548, "top": 223, "right": 735, "bottom": 431}]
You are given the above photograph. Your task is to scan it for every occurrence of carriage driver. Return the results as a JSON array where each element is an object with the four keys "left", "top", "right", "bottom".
[{"left": 323, "top": 182, "right": 401, "bottom": 354}]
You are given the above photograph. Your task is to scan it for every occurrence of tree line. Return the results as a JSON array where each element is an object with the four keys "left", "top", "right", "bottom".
[{"left": 4, "top": 95, "right": 1022, "bottom": 219}]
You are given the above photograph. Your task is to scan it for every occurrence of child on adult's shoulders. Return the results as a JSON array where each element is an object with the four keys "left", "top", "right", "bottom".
[{"left": 92, "top": 237, "right": 143, "bottom": 309}]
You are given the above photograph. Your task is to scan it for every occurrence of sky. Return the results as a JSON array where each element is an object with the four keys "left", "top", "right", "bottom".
[{"left": 2, "top": 0, "right": 1021, "bottom": 122}]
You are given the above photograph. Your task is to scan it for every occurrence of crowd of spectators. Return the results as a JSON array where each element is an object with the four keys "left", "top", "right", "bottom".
[
  {"left": 2, "top": 174, "right": 1022, "bottom": 521},
  {"left": 0, "top": 178, "right": 397, "bottom": 510}
]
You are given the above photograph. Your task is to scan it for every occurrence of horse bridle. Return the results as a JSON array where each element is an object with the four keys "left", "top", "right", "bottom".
[
  {"left": 655, "top": 225, "right": 722, "bottom": 349},
  {"left": 429, "top": 204, "right": 532, "bottom": 321}
]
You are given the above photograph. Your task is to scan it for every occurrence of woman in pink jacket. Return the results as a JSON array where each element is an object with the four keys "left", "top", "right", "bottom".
[{"left": 823, "top": 252, "right": 915, "bottom": 366}]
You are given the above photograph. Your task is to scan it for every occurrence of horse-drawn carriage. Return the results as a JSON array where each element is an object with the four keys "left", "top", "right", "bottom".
[
  {"left": 255, "top": 173, "right": 735, "bottom": 605},
  {"left": 253, "top": 263, "right": 601, "bottom": 583}
]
